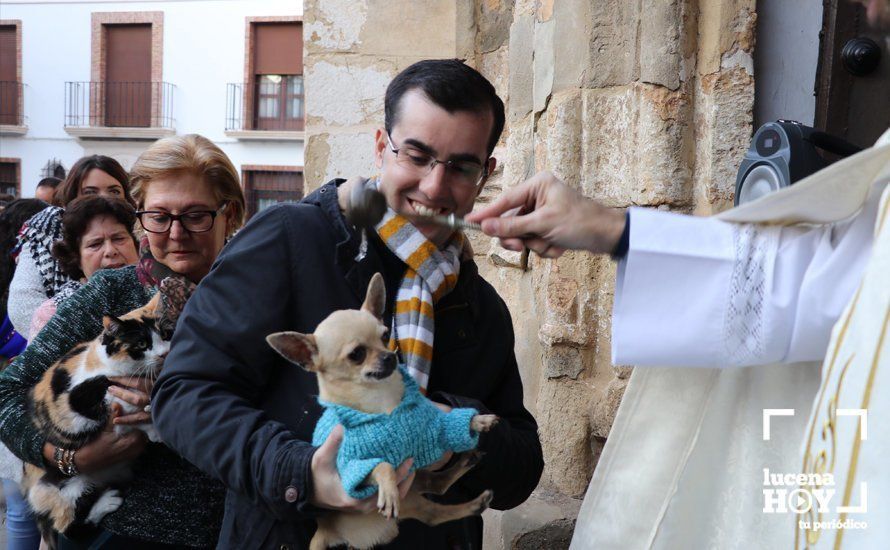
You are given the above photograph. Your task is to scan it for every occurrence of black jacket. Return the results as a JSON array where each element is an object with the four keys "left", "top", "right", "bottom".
[{"left": 152, "top": 180, "right": 543, "bottom": 549}]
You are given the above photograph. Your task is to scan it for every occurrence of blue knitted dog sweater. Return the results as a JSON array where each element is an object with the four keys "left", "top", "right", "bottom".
[{"left": 312, "top": 366, "right": 480, "bottom": 499}]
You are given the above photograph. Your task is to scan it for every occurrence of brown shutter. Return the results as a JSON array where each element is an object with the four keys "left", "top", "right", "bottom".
[
  {"left": 0, "top": 26, "right": 16, "bottom": 82},
  {"left": 105, "top": 24, "right": 151, "bottom": 82},
  {"left": 0, "top": 26, "right": 18, "bottom": 125},
  {"left": 104, "top": 24, "right": 152, "bottom": 127},
  {"left": 254, "top": 23, "right": 303, "bottom": 75}
]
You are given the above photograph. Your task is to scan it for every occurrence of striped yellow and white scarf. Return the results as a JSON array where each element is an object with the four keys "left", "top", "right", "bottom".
[{"left": 372, "top": 183, "right": 470, "bottom": 392}]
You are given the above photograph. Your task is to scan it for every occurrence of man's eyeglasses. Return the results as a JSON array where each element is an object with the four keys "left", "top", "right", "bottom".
[
  {"left": 135, "top": 203, "right": 228, "bottom": 234},
  {"left": 386, "top": 134, "right": 489, "bottom": 189}
]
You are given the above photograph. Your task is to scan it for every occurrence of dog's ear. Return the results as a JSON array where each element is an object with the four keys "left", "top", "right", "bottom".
[
  {"left": 266, "top": 332, "right": 318, "bottom": 370},
  {"left": 361, "top": 272, "right": 386, "bottom": 320}
]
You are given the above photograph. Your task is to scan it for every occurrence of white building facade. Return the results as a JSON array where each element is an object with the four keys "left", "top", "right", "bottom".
[{"left": 0, "top": 0, "right": 304, "bottom": 219}]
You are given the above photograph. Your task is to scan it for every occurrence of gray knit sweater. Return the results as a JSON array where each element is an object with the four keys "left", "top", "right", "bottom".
[{"left": 0, "top": 266, "right": 224, "bottom": 547}]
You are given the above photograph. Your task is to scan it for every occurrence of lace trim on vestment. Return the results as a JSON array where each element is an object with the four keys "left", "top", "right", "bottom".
[{"left": 723, "top": 223, "right": 770, "bottom": 365}]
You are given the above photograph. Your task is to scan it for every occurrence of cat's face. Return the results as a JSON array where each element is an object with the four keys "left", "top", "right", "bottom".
[{"left": 99, "top": 314, "right": 169, "bottom": 378}]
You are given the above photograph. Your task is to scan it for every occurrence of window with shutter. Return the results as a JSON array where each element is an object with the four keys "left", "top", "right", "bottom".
[{"left": 251, "top": 23, "right": 303, "bottom": 131}]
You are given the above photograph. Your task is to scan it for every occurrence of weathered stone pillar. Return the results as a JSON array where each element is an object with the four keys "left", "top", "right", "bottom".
[{"left": 472, "top": 1, "right": 755, "bottom": 547}]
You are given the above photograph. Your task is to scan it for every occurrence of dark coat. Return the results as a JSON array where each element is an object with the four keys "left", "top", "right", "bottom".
[{"left": 152, "top": 180, "right": 544, "bottom": 550}]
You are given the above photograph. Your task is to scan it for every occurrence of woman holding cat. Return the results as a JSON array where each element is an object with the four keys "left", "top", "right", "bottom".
[
  {"left": 7, "top": 155, "right": 136, "bottom": 337},
  {"left": 0, "top": 134, "right": 246, "bottom": 548}
]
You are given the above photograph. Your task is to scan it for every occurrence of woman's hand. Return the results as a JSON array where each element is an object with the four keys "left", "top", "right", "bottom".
[
  {"left": 42, "top": 403, "right": 147, "bottom": 475},
  {"left": 107, "top": 376, "right": 154, "bottom": 425},
  {"left": 310, "top": 425, "right": 416, "bottom": 512}
]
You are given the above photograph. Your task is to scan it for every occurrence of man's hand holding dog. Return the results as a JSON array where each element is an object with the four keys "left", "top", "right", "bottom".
[{"left": 311, "top": 425, "right": 416, "bottom": 513}]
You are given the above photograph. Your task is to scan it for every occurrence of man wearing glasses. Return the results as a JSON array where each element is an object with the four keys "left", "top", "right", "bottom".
[{"left": 152, "top": 59, "right": 544, "bottom": 549}]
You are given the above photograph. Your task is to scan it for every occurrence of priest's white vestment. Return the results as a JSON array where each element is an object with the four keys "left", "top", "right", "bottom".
[{"left": 571, "top": 131, "right": 890, "bottom": 550}]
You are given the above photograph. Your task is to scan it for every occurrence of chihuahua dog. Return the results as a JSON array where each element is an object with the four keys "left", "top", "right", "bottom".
[{"left": 267, "top": 273, "right": 499, "bottom": 550}]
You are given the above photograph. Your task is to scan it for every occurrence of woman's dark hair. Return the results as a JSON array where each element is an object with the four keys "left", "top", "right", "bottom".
[
  {"left": 53, "top": 155, "right": 134, "bottom": 208},
  {"left": 1, "top": 199, "right": 50, "bottom": 313},
  {"left": 36, "top": 177, "right": 62, "bottom": 192},
  {"left": 52, "top": 196, "right": 138, "bottom": 281},
  {"left": 384, "top": 59, "right": 506, "bottom": 157}
]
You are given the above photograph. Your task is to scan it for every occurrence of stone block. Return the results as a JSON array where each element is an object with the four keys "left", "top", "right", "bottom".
[
  {"left": 542, "top": 344, "right": 582, "bottom": 380},
  {"left": 304, "top": 133, "right": 331, "bottom": 190},
  {"left": 533, "top": 18, "right": 555, "bottom": 113},
  {"left": 507, "top": 15, "right": 535, "bottom": 123},
  {"left": 579, "top": 86, "right": 636, "bottom": 205},
  {"left": 635, "top": 84, "right": 693, "bottom": 205},
  {"left": 304, "top": 0, "right": 367, "bottom": 54},
  {"left": 581, "top": 0, "right": 640, "bottom": 88},
  {"left": 500, "top": 115, "right": 534, "bottom": 186},
  {"left": 305, "top": 60, "right": 393, "bottom": 127},
  {"left": 479, "top": 46, "right": 509, "bottom": 115},
  {"left": 697, "top": 0, "right": 756, "bottom": 76},
  {"left": 640, "top": 0, "right": 681, "bottom": 90},
  {"left": 488, "top": 243, "right": 524, "bottom": 269},
  {"left": 549, "top": 0, "right": 591, "bottom": 92},
  {"left": 580, "top": 84, "right": 692, "bottom": 207},
  {"left": 359, "top": 1, "right": 463, "bottom": 58},
  {"left": 543, "top": 90, "right": 582, "bottom": 188},
  {"left": 692, "top": 67, "right": 754, "bottom": 213},
  {"left": 482, "top": 491, "right": 582, "bottom": 550},
  {"left": 478, "top": 0, "right": 515, "bottom": 54},
  {"left": 321, "top": 132, "right": 377, "bottom": 183},
  {"left": 455, "top": 0, "right": 477, "bottom": 60},
  {"left": 537, "top": 379, "right": 595, "bottom": 496},
  {"left": 545, "top": 274, "right": 578, "bottom": 325},
  {"left": 590, "top": 377, "right": 628, "bottom": 439}
]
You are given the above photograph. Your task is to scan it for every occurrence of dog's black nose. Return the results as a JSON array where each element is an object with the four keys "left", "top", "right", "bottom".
[{"left": 382, "top": 352, "right": 396, "bottom": 370}]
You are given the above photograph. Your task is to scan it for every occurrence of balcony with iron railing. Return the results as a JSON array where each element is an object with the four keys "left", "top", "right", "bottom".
[
  {"left": 225, "top": 76, "right": 304, "bottom": 140},
  {"left": 0, "top": 81, "right": 28, "bottom": 136},
  {"left": 64, "top": 81, "right": 175, "bottom": 140}
]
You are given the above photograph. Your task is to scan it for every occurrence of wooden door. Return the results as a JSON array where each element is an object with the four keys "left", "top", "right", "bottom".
[
  {"left": 0, "top": 26, "right": 18, "bottom": 125},
  {"left": 815, "top": 1, "right": 890, "bottom": 148},
  {"left": 104, "top": 24, "right": 151, "bottom": 127}
]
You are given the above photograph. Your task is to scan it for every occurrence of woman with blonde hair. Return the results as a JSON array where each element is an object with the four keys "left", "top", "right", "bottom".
[{"left": 0, "top": 135, "right": 245, "bottom": 548}]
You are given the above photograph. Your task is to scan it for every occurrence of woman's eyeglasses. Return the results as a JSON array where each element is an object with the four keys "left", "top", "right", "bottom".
[{"left": 135, "top": 203, "right": 228, "bottom": 234}]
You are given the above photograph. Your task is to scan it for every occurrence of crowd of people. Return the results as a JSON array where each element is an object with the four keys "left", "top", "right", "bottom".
[
  {"left": 0, "top": 40, "right": 884, "bottom": 548},
  {"left": 0, "top": 60, "right": 544, "bottom": 550},
  {"left": 0, "top": 137, "right": 247, "bottom": 548}
]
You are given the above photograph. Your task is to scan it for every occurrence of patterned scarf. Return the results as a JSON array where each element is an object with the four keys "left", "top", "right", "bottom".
[
  {"left": 50, "top": 280, "right": 84, "bottom": 306},
  {"left": 17, "top": 206, "right": 71, "bottom": 298},
  {"left": 370, "top": 179, "right": 471, "bottom": 392},
  {"left": 135, "top": 237, "right": 196, "bottom": 338}
]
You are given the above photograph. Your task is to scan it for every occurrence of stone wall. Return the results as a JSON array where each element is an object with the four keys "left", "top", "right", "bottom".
[{"left": 303, "top": 1, "right": 756, "bottom": 547}]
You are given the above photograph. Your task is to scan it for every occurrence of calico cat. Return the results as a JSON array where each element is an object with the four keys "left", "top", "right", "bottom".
[{"left": 22, "top": 292, "right": 170, "bottom": 544}]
